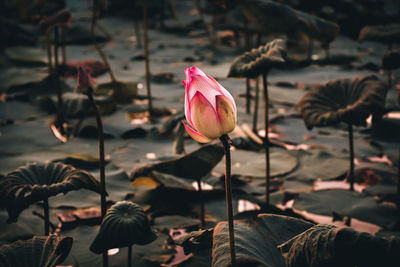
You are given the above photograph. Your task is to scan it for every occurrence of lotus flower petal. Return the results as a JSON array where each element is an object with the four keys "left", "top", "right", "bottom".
[
  {"left": 182, "top": 120, "right": 213, "bottom": 143},
  {"left": 183, "top": 66, "right": 237, "bottom": 142},
  {"left": 190, "top": 91, "right": 222, "bottom": 139}
]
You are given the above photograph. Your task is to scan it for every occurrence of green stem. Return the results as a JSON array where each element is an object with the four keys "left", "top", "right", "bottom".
[
  {"left": 220, "top": 134, "right": 236, "bottom": 267},
  {"left": 88, "top": 87, "right": 108, "bottom": 267},
  {"left": 252, "top": 77, "right": 260, "bottom": 133},
  {"left": 44, "top": 198, "right": 49, "bottom": 235},
  {"left": 197, "top": 179, "right": 205, "bottom": 229},
  {"left": 262, "top": 73, "right": 270, "bottom": 204},
  {"left": 348, "top": 123, "right": 354, "bottom": 191},
  {"left": 142, "top": 0, "right": 153, "bottom": 115}
]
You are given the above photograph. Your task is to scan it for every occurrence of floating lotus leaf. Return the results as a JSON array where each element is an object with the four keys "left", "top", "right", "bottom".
[
  {"left": 48, "top": 92, "right": 115, "bottom": 118},
  {"left": 298, "top": 75, "right": 387, "bottom": 129},
  {"left": 228, "top": 39, "right": 286, "bottom": 78},
  {"left": 5, "top": 47, "right": 50, "bottom": 66},
  {"left": 214, "top": 148, "right": 298, "bottom": 178},
  {"left": 0, "top": 162, "right": 103, "bottom": 223},
  {"left": 130, "top": 144, "right": 224, "bottom": 181},
  {"left": 382, "top": 49, "right": 400, "bottom": 70},
  {"left": 96, "top": 81, "right": 138, "bottom": 104},
  {"left": 293, "top": 189, "right": 399, "bottom": 229},
  {"left": 0, "top": 235, "right": 73, "bottom": 267},
  {"left": 279, "top": 224, "right": 400, "bottom": 267},
  {"left": 359, "top": 24, "right": 400, "bottom": 45},
  {"left": 212, "top": 214, "right": 314, "bottom": 267},
  {"left": 90, "top": 201, "right": 157, "bottom": 253},
  {"left": 238, "top": 0, "right": 339, "bottom": 45}
]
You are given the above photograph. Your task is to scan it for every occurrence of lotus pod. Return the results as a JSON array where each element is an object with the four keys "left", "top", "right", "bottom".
[
  {"left": 0, "top": 162, "right": 103, "bottom": 223},
  {"left": 130, "top": 144, "right": 224, "bottom": 181},
  {"left": 90, "top": 201, "right": 157, "bottom": 253},
  {"left": 228, "top": 39, "right": 286, "bottom": 79},
  {"left": 237, "top": 0, "right": 339, "bottom": 45},
  {"left": 278, "top": 224, "right": 400, "bottom": 267},
  {"left": 298, "top": 74, "right": 388, "bottom": 130},
  {"left": 359, "top": 24, "right": 400, "bottom": 45},
  {"left": 0, "top": 235, "right": 73, "bottom": 267}
]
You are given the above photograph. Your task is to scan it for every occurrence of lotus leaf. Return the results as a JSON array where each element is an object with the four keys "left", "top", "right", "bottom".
[
  {"left": 0, "top": 235, "right": 73, "bottom": 267},
  {"left": 359, "top": 24, "right": 400, "bottom": 45},
  {"left": 279, "top": 224, "right": 400, "bottom": 267},
  {"left": 238, "top": 0, "right": 339, "bottom": 45},
  {"left": 212, "top": 214, "right": 314, "bottom": 267},
  {"left": 0, "top": 162, "right": 103, "bottom": 223},
  {"left": 228, "top": 39, "right": 286, "bottom": 79},
  {"left": 90, "top": 201, "right": 157, "bottom": 253},
  {"left": 298, "top": 75, "right": 387, "bottom": 129},
  {"left": 130, "top": 144, "right": 224, "bottom": 181}
]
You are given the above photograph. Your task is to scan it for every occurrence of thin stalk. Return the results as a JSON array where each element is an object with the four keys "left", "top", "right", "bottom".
[
  {"left": 256, "top": 33, "right": 262, "bottom": 47},
  {"left": 88, "top": 86, "right": 108, "bottom": 267},
  {"left": 195, "top": 0, "right": 215, "bottom": 50},
  {"left": 252, "top": 77, "right": 260, "bottom": 133},
  {"left": 128, "top": 245, "right": 132, "bottom": 267},
  {"left": 46, "top": 33, "right": 53, "bottom": 74},
  {"left": 44, "top": 198, "right": 49, "bottom": 235},
  {"left": 133, "top": 13, "right": 142, "bottom": 48},
  {"left": 54, "top": 27, "right": 64, "bottom": 135},
  {"left": 245, "top": 78, "right": 251, "bottom": 114},
  {"left": 91, "top": 0, "right": 117, "bottom": 83},
  {"left": 243, "top": 16, "right": 250, "bottom": 50},
  {"left": 262, "top": 72, "right": 270, "bottom": 204},
  {"left": 142, "top": 0, "right": 153, "bottom": 115},
  {"left": 348, "top": 123, "right": 355, "bottom": 191},
  {"left": 61, "top": 26, "right": 66, "bottom": 65},
  {"left": 397, "top": 146, "right": 399, "bottom": 195},
  {"left": 54, "top": 27, "right": 59, "bottom": 70},
  {"left": 220, "top": 134, "right": 236, "bottom": 266},
  {"left": 197, "top": 179, "right": 205, "bottom": 229},
  {"left": 307, "top": 39, "right": 313, "bottom": 61},
  {"left": 325, "top": 47, "right": 330, "bottom": 59}
]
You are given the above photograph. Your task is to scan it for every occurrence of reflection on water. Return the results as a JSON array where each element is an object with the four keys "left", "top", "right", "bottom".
[
  {"left": 313, "top": 179, "right": 365, "bottom": 192},
  {"left": 191, "top": 181, "right": 213, "bottom": 191},
  {"left": 237, "top": 199, "right": 260, "bottom": 213},
  {"left": 108, "top": 248, "right": 119, "bottom": 256}
]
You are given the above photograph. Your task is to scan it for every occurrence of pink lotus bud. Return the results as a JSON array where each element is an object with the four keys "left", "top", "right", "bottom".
[
  {"left": 182, "top": 66, "right": 237, "bottom": 143},
  {"left": 76, "top": 66, "right": 96, "bottom": 94},
  {"left": 40, "top": 9, "right": 72, "bottom": 35}
]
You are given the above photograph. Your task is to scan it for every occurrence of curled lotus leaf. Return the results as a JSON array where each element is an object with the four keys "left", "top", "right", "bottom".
[
  {"left": 359, "top": 24, "right": 400, "bottom": 45},
  {"left": 0, "top": 235, "right": 73, "bottom": 267},
  {"left": 238, "top": 0, "right": 339, "bottom": 45},
  {"left": 130, "top": 144, "right": 224, "bottom": 181},
  {"left": 278, "top": 224, "right": 400, "bottom": 267},
  {"left": 297, "top": 74, "right": 388, "bottom": 129},
  {"left": 381, "top": 49, "right": 400, "bottom": 70},
  {"left": 90, "top": 201, "right": 157, "bottom": 253},
  {"left": 0, "top": 162, "right": 103, "bottom": 223},
  {"left": 228, "top": 39, "right": 286, "bottom": 78},
  {"left": 212, "top": 214, "right": 314, "bottom": 267}
]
